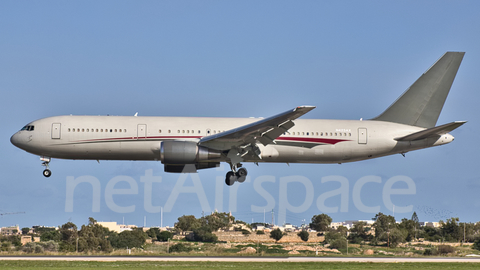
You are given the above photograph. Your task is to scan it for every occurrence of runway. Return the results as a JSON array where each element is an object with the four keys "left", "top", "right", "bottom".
[{"left": 0, "top": 256, "right": 480, "bottom": 263}]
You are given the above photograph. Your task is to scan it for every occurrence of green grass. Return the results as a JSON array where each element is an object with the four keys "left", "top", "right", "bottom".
[{"left": 1, "top": 261, "right": 480, "bottom": 270}]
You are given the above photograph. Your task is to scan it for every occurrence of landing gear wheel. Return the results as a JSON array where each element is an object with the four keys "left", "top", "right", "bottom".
[
  {"left": 236, "top": 167, "right": 247, "bottom": 183},
  {"left": 225, "top": 171, "right": 236, "bottom": 186},
  {"left": 43, "top": 169, "right": 52, "bottom": 178}
]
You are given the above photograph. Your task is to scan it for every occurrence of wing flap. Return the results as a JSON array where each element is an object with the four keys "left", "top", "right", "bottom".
[
  {"left": 199, "top": 106, "right": 315, "bottom": 150},
  {"left": 395, "top": 121, "right": 466, "bottom": 141}
]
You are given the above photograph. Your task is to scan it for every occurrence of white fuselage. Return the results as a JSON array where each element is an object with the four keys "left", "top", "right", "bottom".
[{"left": 10, "top": 115, "right": 454, "bottom": 165}]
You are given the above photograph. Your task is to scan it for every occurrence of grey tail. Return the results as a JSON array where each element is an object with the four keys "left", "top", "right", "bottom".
[{"left": 372, "top": 52, "right": 465, "bottom": 128}]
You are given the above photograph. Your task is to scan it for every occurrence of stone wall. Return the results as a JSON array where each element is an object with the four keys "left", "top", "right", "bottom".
[{"left": 214, "top": 231, "right": 325, "bottom": 243}]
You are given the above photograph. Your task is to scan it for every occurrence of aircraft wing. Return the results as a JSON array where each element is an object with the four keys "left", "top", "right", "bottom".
[
  {"left": 395, "top": 121, "right": 466, "bottom": 141},
  {"left": 198, "top": 106, "right": 315, "bottom": 151}
]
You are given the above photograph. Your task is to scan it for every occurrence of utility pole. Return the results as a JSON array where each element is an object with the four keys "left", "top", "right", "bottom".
[{"left": 271, "top": 209, "right": 274, "bottom": 226}]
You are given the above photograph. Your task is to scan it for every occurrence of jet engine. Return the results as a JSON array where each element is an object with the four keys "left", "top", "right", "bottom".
[{"left": 160, "top": 141, "right": 222, "bottom": 172}]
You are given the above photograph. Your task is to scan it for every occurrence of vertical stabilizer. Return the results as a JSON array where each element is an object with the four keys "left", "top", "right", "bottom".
[{"left": 372, "top": 52, "right": 464, "bottom": 128}]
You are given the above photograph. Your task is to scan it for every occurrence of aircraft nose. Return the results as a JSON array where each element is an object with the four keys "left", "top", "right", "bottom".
[
  {"left": 10, "top": 132, "right": 20, "bottom": 147},
  {"left": 10, "top": 132, "right": 30, "bottom": 149}
]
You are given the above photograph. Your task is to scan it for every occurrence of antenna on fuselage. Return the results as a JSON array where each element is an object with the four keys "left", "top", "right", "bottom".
[{"left": 134, "top": 112, "right": 138, "bottom": 117}]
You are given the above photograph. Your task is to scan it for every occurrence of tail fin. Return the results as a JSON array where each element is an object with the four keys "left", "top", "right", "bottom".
[{"left": 372, "top": 52, "right": 465, "bottom": 128}]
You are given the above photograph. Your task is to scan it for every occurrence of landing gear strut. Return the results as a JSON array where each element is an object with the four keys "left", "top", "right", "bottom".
[
  {"left": 225, "top": 163, "right": 247, "bottom": 186},
  {"left": 41, "top": 156, "right": 51, "bottom": 178}
]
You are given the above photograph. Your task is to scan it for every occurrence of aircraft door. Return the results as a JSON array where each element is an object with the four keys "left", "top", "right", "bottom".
[
  {"left": 137, "top": 124, "right": 147, "bottom": 140},
  {"left": 358, "top": 128, "right": 367, "bottom": 144},
  {"left": 51, "top": 123, "right": 61, "bottom": 139}
]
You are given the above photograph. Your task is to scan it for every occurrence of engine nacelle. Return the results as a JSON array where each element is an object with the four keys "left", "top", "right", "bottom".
[{"left": 160, "top": 141, "right": 222, "bottom": 164}]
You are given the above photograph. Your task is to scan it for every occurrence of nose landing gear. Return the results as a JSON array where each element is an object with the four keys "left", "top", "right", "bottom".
[
  {"left": 41, "top": 156, "right": 52, "bottom": 178},
  {"left": 225, "top": 163, "right": 247, "bottom": 186}
]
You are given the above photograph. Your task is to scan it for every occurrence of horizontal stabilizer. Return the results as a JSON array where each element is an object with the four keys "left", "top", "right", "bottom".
[{"left": 395, "top": 121, "right": 466, "bottom": 141}]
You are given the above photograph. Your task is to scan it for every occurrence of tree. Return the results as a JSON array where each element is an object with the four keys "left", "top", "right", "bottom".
[
  {"left": 157, "top": 231, "right": 174, "bottom": 242},
  {"left": 40, "top": 230, "right": 61, "bottom": 242},
  {"left": 309, "top": 214, "right": 332, "bottom": 232},
  {"left": 387, "top": 228, "right": 406, "bottom": 248},
  {"left": 270, "top": 228, "right": 284, "bottom": 242},
  {"left": 175, "top": 215, "right": 200, "bottom": 234},
  {"left": 348, "top": 221, "right": 371, "bottom": 243},
  {"left": 109, "top": 228, "right": 147, "bottom": 249},
  {"left": 399, "top": 218, "right": 416, "bottom": 242},
  {"left": 325, "top": 231, "right": 346, "bottom": 249},
  {"left": 200, "top": 212, "right": 233, "bottom": 232},
  {"left": 298, "top": 231, "right": 309, "bottom": 242},
  {"left": 411, "top": 212, "right": 420, "bottom": 240},
  {"left": 21, "top": 227, "right": 30, "bottom": 235},
  {"left": 372, "top": 212, "right": 396, "bottom": 242},
  {"left": 58, "top": 222, "right": 78, "bottom": 252},
  {"left": 146, "top": 227, "right": 160, "bottom": 239},
  {"left": 440, "top": 217, "right": 461, "bottom": 242},
  {"left": 77, "top": 217, "right": 113, "bottom": 252}
]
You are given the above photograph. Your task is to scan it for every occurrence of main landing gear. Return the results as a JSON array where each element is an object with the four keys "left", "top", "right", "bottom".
[
  {"left": 41, "top": 156, "right": 52, "bottom": 178},
  {"left": 225, "top": 163, "right": 247, "bottom": 186}
]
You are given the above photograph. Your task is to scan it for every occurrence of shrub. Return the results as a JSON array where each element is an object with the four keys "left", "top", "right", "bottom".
[
  {"left": 473, "top": 238, "right": 480, "bottom": 251},
  {"left": 256, "top": 230, "right": 265, "bottom": 235},
  {"left": 241, "top": 229, "right": 251, "bottom": 235},
  {"left": 329, "top": 238, "right": 347, "bottom": 249},
  {"left": 424, "top": 248, "right": 437, "bottom": 256},
  {"left": 270, "top": 228, "right": 284, "bottom": 242},
  {"left": 192, "top": 227, "right": 218, "bottom": 242},
  {"left": 437, "top": 245, "right": 455, "bottom": 254},
  {"left": 169, "top": 243, "right": 191, "bottom": 253},
  {"left": 297, "top": 231, "right": 309, "bottom": 242}
]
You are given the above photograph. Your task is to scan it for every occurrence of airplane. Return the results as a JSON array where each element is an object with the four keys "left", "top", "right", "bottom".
[{"left": 11, "top": 52, "right": 466, "bottom": 186}]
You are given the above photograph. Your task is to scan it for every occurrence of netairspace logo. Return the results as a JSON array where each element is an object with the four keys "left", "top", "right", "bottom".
[{"left": 64, "top": 169, "right": 416, "bottom": 225}]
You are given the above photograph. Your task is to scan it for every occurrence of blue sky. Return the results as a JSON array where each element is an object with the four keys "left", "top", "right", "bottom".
[{"left": 1, "top": 1, "right": 479, "bottom": 229}]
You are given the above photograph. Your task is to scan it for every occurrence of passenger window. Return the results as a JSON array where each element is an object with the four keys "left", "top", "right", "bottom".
[
  {"left": 68, "top": 128, "right": 71, "bottom": 132},
  {"left": 159, "top": 130, "right": 161, "bottom": 133},
  {"left": 110, "top": 129, "right": 112, "bottom": 132},
  {"left": 96, "top": 129, "right": 99, "bottom": 132},
  {"left": 115, "top": 129, "right": 117, "bottom": 132},
  {"left": 168, "top": 130, "right": 171, "bottom": 133}
]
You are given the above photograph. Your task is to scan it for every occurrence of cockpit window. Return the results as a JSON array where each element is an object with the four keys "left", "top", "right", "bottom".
[{"left": 21, "top": 125, "right": 35, "bottom": 131}]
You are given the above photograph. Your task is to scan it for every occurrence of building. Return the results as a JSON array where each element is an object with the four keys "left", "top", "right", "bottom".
[
  {"left": 0, "top": 226, "right": 20, "bottom": 236},
  {"left": 21, "top": 236, "right": 40, "bottom": 245},
  {"left": 97, "top": 221, "right": 137, "bottom": 233},
  {"left": 420, "top": 222, "right": 441, "bottom": 228}
]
